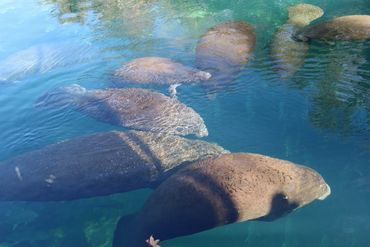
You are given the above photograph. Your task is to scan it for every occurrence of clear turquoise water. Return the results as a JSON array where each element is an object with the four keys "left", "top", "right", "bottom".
[{"left": 0, "top": 0, "right": 369, "bottom": 246}]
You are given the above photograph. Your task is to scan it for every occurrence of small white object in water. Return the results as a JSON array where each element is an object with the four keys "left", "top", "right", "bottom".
[
  {"left": 15, "top": 166, "right": 23, "bottom": 181},
  {"left": 45, "top": 174, "right": 56, "bottom": 184},
  {"left": 169, "top": 83, "right": 182, "bottom": 98}
]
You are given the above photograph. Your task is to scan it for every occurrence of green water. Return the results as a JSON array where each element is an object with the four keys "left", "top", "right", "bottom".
[{"left": 0, "top": 0, "right": 369, "bottom": 246}]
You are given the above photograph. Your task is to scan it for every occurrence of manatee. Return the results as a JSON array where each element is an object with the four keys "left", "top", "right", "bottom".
[
  {"left": 270, "top": 4, "right": 324, "bottom": 78},
  {"left": 0, "top": 131, "right": 227, "bottom": 201},
  {"left": 113, "top": 57, "right": 211, "bottom": 86},
  {"left": 113, "top": 153, "right": 330, "bottom": 247},
  {"left": 296, "top": 15, "right": 370, "bottom": 41},
  {"left": 36, "top": 84, "right": 208, "bottom": 137},
  {"left": 0, "top": 43, "right": 97, "bottom": 83},
  {"left": 195, "top": 21, "right": 256, "bottom": 90}
]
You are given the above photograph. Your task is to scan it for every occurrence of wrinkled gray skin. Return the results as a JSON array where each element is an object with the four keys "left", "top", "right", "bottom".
[
  {"left": 36, "top": 84, "right": 208, "bottom": 137},
  {"left": 271, "top": 4, "right": 324, "bottom": 78},
  {"left": 195, "top": 21, "right": 256, "bottom": 91},
  {"left": 113, "top": 153, "right": 330, "bottom": 247},
  {"left": 0, "top": 131, "right": 227, "bottom": 201},
  {"left": 296, "top": 15, "right": 370, "bottom": 41},
  {"left": 113, "top": 57, "right": 211, "bottom": 86},
  {"left": 0, "top": 43, "right": 97, "bottom": 83}
]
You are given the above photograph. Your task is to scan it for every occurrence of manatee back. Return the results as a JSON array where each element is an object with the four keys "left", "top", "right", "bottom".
[
  {"left": 113, "top": 57, "right": 211, "bottom": 85},
  {"left": 299, "top": 15, "right": 370, "bottom": 41},
  {"left": 195, "top": 21, "right": 256, "bottom": 72},
  {"left": 122, "top": 153, "right": 329, "bottom": 245},
  {"left": 0, "top": 131, "right": 226, "bottom": 201},
  {"left": 85, "top": 88, "right": 209, "bottom": 137}
]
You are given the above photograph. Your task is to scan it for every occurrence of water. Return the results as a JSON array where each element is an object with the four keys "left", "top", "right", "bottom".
[{"left": 0, "top": 0, "right": 369, "bottom": 246}]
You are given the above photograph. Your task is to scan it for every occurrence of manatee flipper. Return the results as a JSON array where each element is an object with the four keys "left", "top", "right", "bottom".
[
  {"left": 255, "top": 193, "right": 299, "bottom": 222},
  {"left": 168, "top": 83, "right": 181, "bottom": 98},
  {"left": 35, "top": 84, "right": 86, "bottom": 108}
]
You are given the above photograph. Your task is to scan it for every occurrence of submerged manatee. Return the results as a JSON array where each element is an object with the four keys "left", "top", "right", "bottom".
[
  {"left": 0, "top": 131, "right": 227, "bottom": 201},
  {"left": 0, "top": 43, "right": 97, "bottom": 83},
  {"left": 195, "top": 21, "right": 256, "bottom": 91},
  {"left": 36, "top": 85, "right": 208, "bottom": 137},
  {"left": 296, "top": 15, "right": 370, "bottom": 41},
  {"left": 113, "top": 153, "right": 330, "bottom": 247},
  {"left": 113, "top": 57, "right": 211, "bottom": 86},
  {"left": 271, "top": 4, "right": 324, "bottom": 78}
]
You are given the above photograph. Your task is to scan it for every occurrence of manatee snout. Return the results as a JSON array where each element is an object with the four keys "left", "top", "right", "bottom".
[
  {"left": 196, "top": 124, "right": 209, "bottom": 137},
  {"left": 312, "top": 172, "right": 331, "bottom": 201},
  {"left": 318, "top": 183, "right": 331, "bottom": 200},
  {"left": 291, "top": 166, "right": 331, "bottom": 206}
]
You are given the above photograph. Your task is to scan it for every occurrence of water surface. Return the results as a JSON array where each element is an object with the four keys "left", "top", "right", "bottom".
[{"left": 0, "top": 0, "right": 369, "bottom": 246}]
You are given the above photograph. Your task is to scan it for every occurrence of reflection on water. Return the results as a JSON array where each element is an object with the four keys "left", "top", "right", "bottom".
[
  {"left": 0, "top": 0, "right": 370, "bottom": 246},
  {"left": 293, "top": 41, "right": 370, "bottom": 134}
]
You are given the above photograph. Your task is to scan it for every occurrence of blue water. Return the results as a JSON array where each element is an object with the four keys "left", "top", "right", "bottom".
[{"left": 0, "top": 0, "right": 369, "bottom": 246}]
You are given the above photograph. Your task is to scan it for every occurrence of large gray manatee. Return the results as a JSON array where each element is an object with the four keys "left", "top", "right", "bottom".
[
  {"left": 195, "top": 21, "right": 256, "bottom": 91},
  {"left": 0, "top": 42, "right": 97, "bottom": 83},
  {"left": 296, "top": 15, "right": 370, "bottom": 41},
  {"left": 113, "top": 153, "right": 331, "bottom": 247},
  {"left": 113, "top": 57, "right": 211, "bottom": 86},
  {"left": 0, "top": 131, "right": 227, "bottom": 201},
  {"left": 270, "top": 4, "right": 324, "bottom": 78},
  {"left": 36, "top": 85, "right": 208, "bottom": 137}
]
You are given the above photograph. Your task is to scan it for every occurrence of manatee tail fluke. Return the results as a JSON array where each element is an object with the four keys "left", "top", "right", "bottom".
[
  {"left": 35, "top": 84, "right": 86, "bottom": 108},
  {"left": 288, "top": 3, "right": 324, "bottom": 26}
]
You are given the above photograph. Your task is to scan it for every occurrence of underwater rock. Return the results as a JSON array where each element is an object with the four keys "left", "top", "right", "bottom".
[
  {"left": 296, "top": 15, "right": 370, "bottom": 41},
  {"left": 0, "top": 43, "right": 98, "bottom": 83},
  {"left": 113, "top": 57, "right": 211, "bottom": 86},
  {"left": 113, "top": 153, "right": 330, "bottom": 247},
  {"left": 36, "top": 85, "right": 208, "bottom": 137},
  {"left": 270, "top": 4, "right": 324, "bottom": 78},
  {"left": 0, "top": 131, "right": 227, "bottom": 201},
  {"left": 195, "top": 21, "right": 256, "bottom": 91}
]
